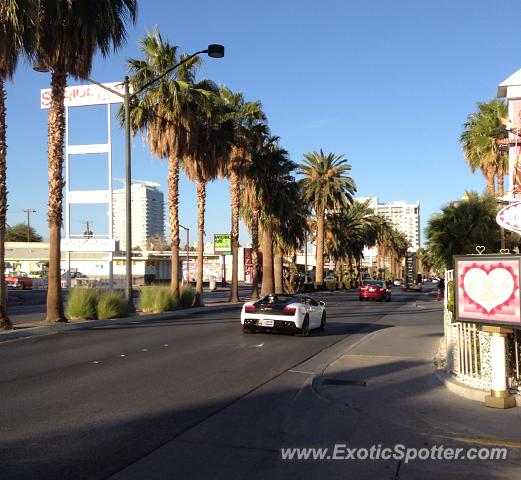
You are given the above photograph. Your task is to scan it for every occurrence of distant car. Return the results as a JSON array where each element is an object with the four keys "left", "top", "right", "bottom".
[
  {"left": 5, "top": 274, "right": 33, "bottom": 290},
  {"left": 241, "top": 293, "right": 326, "bottom": 336},
  {"left": 359, "top": 280, "right": 391, "bottom": 302},
  {"left": 393, "top": 278, "right": 404, "bottom": 287}
]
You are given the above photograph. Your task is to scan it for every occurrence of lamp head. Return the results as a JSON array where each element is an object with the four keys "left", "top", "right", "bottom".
[
  {"left": 206, "top": 44, "right": 224, "bottom": 58},
  {"left": 33, "top": 58, "right": 50, "bottom": 73}
]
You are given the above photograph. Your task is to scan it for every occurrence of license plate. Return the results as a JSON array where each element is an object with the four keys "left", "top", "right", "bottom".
[{"left": 261, "top": 319, "right": 274, "bottom": 327}]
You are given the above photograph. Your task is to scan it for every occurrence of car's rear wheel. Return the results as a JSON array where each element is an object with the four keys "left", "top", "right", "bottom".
[
  {"left": 318, "top": 311, "right": 326, "bottom": 331},
  {"left": 296, "top": 315, "right": 310, "bottom": 337},
  {"left": 359, "top": 297, "right": 364, "bottom": 301}
]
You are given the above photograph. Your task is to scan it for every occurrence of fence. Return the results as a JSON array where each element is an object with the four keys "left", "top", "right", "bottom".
[{"left": 443, "top": 269, "right": 521, "bottom": 392}]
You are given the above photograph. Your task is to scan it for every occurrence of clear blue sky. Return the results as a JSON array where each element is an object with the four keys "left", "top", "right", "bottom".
[{"left": 4, "top": 0, "right": 521, "bottom": 244}]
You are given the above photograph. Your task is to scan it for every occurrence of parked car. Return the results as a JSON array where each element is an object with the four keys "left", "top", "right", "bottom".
[
  {"left": 359, "top": 280, "right": 391, "bottom": 302},
  {"left": 5, "top": 273, "right": 33, "bottom": 290},
  {"left": 393, "top": 278, "right": 403, "bottom": 287},
  {"left": 241, "top": 293, "right": 326, "bottom": 336}
]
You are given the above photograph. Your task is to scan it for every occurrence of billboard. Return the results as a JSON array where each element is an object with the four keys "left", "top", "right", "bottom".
[
  {"left": 40, "top": 82, "right": 125, "bottom": 109},
  {"left": 214, "top": 234, "right": 231, "bottom": 254},
  {"left": 454, "top": 255, "right": 521, "bottom": 327}
]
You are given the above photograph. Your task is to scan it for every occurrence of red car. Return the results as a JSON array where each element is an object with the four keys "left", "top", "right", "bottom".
[
  {"left": 5, "top": 274, "right": 33, "bottom": 290},
  {"left": 359, "top": 280, "right": 391, "bottom": 302}
]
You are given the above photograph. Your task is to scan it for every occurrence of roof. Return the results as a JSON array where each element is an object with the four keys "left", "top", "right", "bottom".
[{"left": 498, "top": 68, "right": 521, "bottom": 97}]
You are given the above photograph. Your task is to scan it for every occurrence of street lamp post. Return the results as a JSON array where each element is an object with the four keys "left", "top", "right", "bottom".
[
  {"left": 179, "top": 224, "right": 190, "bottom": 284},
  {"left": 34, "top": 44, "right": 224, "bottom": 305}
]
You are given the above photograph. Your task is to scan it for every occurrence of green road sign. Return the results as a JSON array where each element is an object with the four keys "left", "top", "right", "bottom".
[{"left": 214, "top": 233, "right": 231, "bottom": 254}]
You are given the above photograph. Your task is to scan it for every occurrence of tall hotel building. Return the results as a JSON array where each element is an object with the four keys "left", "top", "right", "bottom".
[
  {"left": 356, "top": 197, "right": 420, "bottom": 265},
  {"left": 112, "top": 182, "right": 165, "bottom": 250}
]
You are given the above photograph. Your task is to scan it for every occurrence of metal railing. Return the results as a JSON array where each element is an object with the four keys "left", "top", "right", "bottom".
[{"left": 443, "top": 269, "right": 521, "bottom": 391}]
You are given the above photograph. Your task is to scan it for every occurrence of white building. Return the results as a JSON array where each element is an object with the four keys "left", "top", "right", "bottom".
[
  {"left": 357, "top": 197, "right": 421, "bottom": 267},
  {"left": 113, "top": 181, "right": 165, "bottom": 250}
]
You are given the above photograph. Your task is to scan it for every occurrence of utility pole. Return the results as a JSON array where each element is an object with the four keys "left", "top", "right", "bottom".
[
  {"left": 83, "top": 220, "right": 94, "bottom": 238},
  {"left": 23, "top": 209, "right": 36, "bottom": 242}
]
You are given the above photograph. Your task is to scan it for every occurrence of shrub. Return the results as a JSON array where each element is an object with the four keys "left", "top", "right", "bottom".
[
  {"left": 67, "top": 288, "right": 99, "bottom": 320},
  {"left": 139, "top": 286, "right": 156, "bottom": 313},
  {"left": 153, "top": 287, "right": 177, "bottom": 312},
  {"left": 179, "top": 285, "right": 196, "bottom": 308},
  {"left": 139, "top": 286, "right": 177, "bottom": 313},
  {"left": 97, "top": 291, "right": 132, "bottom": 320},
  {"left": 301, "top": 283, "right": 315, "bottom": 293}
]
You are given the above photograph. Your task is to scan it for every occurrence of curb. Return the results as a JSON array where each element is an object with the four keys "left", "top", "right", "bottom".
[
  {"left": 0, "top": 301, "right": 243, "bottom": 342},
  {"left": 434, "top": 369, "right": 521, "bottom": 406}
]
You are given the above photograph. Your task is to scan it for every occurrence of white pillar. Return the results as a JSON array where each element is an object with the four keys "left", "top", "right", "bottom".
[{"left": 483, "top": 326, "right": 516, "bottom": 409}]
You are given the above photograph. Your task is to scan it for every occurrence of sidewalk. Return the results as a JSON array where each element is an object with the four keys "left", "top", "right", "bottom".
[{"left": 317, "top": 298, "right": 521, "bottom": 449}]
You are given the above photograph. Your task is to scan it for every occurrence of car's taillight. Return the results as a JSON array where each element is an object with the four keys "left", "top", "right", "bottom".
[
  {"left": 244, "top": 305, "right": 256, "bottom": 312},
  {"left": 283, "top": 306, "right": 296, "bottom": 314}
]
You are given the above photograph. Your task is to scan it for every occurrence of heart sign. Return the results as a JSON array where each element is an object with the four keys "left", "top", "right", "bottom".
[{"left": 463, "top": 267, "right": 515, "bottom": 313}]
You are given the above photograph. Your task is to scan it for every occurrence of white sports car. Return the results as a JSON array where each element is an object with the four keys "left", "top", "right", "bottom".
[{"left": 241, "top": 293, "right": 326, "bottom": 336}]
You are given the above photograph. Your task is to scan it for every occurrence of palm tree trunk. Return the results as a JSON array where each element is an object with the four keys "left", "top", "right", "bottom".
[
  {"left": 229, "top": 170, "right": 240, "bottom": 302},
  {"left": 195, "top": 178, "right": 206, "bottom": 306},
  {"left": 46, "top": 69, "right": 67, "bottom": 323},
  {"left": 0, "top": 79, "right": 11, "bottom": 330},
  {"left": 485, "top": 167, "right": 496, "bottom": 195},
  {"left": 168, "top": 155, "right": 180, "bottom": 302},
  {"left": 316, "top": 211, "right": 325, "bottom": 284},
  {"left": 497, "top": 160, "right": 505, "bottom": 197},
  {"left": 274, "top": 249, "right": 283, "bottom": 293},
  {"left": 250, "top": 204, "right": 260, "bottom": 299},
  {"left": 260, "top": 225, "right": 274, "bottom": 296}
]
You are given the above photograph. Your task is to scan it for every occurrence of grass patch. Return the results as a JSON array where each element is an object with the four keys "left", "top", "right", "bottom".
[
  {"left": 97, "top": 291, "right": 132, "bottom": 320},
  {"left": 67, "top": 288, "right": 132, "bottom": 320},
  {"left": 139, "top": 286, "right": 156, "bottom": 313},
  {"left": 139, "top": 286, "right": 177, "bottom": 313},
  {"left": 179, "top": 285, "right": 195, "bottom": 308},
  {"left": 67, "top": 288, "right": 98, "bottom": 320}
]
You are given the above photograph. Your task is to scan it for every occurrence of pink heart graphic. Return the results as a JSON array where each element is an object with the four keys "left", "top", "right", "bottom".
[{"left": 463, "top": 267, "right": 515, "bottom": 313}]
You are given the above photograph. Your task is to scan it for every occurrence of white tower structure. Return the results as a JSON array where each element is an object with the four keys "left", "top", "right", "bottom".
[{"left": 113, "top": 181, "right": 164, "bottom": 250}]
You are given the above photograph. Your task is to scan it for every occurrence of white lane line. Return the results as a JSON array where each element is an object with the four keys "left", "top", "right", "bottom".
[{"left": 289, "top": 369, "right": 315, "bottom": 375}]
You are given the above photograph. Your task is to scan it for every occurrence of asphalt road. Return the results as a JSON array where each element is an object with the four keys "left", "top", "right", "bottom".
[{"left": 0, "top": 286, "right": 437, "bottom": 479}]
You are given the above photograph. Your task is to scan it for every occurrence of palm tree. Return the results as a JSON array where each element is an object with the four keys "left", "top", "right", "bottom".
[
  {"left": 461, "top": 99, "right": 508, "bottom": 196},
  {"left": 219, "top": 86, "right": 267, "bottom": 303},
  {"left": 425, "top": 192, "right": 501, "bottom": 269},
  {"left": 0, "top": 1, "right": 34, "bottom": 330},
  {"left": 272, "top": 181, "right": 308, "bottom": 293},
  {"left": 125, "top": 28, "right": 209, "bottom": 304},
  {"left": 183, "top": 84, "right": 231, "bottom": 306},
  {"left": 241, "top": 137, "right": 297, "bottom": 297},
  {"left": 298, "top": 150, "right": 356, "bottom": 285},
  {"left": 241, "top": 135, "right": 281, "bottom": 299},
  {"left": 34, "top": 0, "right": 137, "bottom": 322}
]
